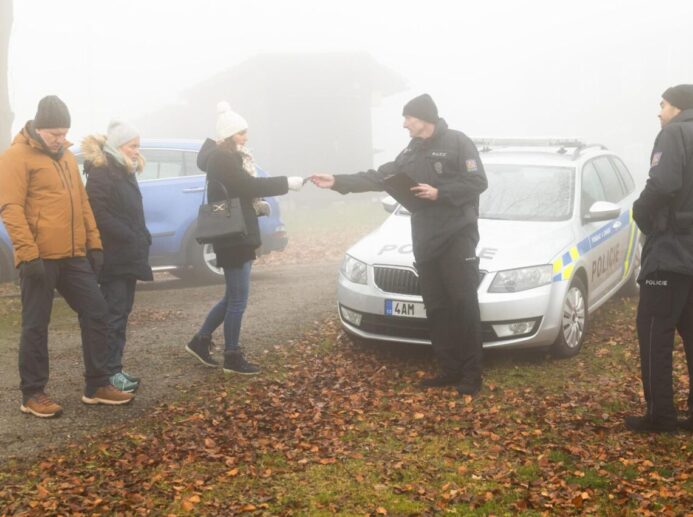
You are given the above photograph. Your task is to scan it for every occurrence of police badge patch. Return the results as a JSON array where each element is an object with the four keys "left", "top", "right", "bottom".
[
  {"left": 651, "top": 152, "right": 662, "bottom": 167},
  {"left": 434, "top": 161, "right": 443, "bottom": 174},
  {"left": 465, "top": 159, "right": 479, "bottom": 172}
]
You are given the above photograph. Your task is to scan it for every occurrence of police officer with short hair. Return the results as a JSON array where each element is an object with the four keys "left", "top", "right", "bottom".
[
  {"left": 311, "top": 94, "right": 488, "bottom": 395},
  {"left": 627, "top": 84, "right": 693, "bottom": 433}
]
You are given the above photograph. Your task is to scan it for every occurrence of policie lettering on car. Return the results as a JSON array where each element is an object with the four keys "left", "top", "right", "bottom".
[
  {"left": 377, "top": 243, "right": 496, "bottom": 259},
  {"left": 591, "top": 243, "right": 621, "bottom": 285}
]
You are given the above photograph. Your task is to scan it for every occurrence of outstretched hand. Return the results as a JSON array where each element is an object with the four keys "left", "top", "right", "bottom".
[
  {"left": 411, "top": 183, "right": 438, "bottom": 201},
  {"left": 309, "top": 174, "right": 335, "bottom": 189}
]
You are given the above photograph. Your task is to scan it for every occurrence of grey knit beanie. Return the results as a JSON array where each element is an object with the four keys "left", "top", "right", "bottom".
[{"left": 106, "top": 119, "right": 139, "bottom": 149}]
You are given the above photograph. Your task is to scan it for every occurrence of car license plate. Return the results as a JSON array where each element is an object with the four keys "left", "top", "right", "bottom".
[{"left": 384, "top": 300, "right": 426, "bottom": 318}]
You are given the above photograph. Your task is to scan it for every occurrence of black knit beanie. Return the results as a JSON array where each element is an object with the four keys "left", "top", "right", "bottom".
[
  {"left": 33, "top": 95, "right": 71, "bottom": 129},
  {"left": 662, "top": 84, "right": 693, "bottom": 111},
  {"left": 402, "top": 93, "right": 439, "bottom": 123}
]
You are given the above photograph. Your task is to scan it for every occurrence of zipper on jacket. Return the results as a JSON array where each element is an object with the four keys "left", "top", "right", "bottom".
[{"left": 53, "top": 160, "right": 76, "bottom": 256}]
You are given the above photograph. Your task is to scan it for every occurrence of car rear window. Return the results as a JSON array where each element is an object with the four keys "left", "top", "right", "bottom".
[{"left": 480, "top": 164, "right": 575, "bottom": 221}]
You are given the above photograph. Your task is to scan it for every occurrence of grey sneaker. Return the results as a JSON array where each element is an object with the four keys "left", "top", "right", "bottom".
[
  {"left": 121, "top": 371, "right": 140, "bottom": 383},
  {"left": 110, "top": 372, "right": 139, "bottom": 393}
]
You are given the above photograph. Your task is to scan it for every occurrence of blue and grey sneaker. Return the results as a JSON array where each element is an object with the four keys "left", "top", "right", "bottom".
[
  {"left": 121, "top": 371, "right": 140, "bottom": 383},
  {"left": 109, "top": 372, "right": 139, "bottom": 393}
]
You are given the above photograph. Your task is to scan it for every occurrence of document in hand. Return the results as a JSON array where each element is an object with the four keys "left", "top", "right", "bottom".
[{"left": 383, "top": 173, "right": 431, "bottom": 212}]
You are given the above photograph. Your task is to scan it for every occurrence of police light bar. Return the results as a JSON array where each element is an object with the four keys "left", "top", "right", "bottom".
[{"left": 473, "top": 138, "right": 608, "bottom": 157}]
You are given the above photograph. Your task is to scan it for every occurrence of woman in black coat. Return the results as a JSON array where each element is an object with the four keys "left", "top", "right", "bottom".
[
  {"left": 83, "top": 120, "right": 153, "bottom": 393},
  {"left": 185, "top": 102, "right": 303, "bottom": 374}
]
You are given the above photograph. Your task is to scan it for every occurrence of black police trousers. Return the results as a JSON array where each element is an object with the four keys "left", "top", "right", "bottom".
[
  {"left": 636, "top": 271, "right": 693, "bottom": 424},
  {"left": 417, "top": 234, "right": 482, "bottom": 385},
  {"left": 19, "top": 257, "right": 110, "bottom": 400}
]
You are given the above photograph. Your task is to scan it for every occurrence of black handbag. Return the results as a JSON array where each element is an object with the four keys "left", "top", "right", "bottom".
[{"left": 194, "top": 179, "right": 247, "bottom": 244}]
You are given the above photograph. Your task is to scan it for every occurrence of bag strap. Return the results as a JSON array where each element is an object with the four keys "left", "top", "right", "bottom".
[{"left": 202, "top": 178, "right": 232, "bottom": 206}]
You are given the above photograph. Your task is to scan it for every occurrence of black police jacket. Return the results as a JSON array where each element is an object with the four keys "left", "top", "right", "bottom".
[
  {"left": 633, "top": 108, "right": 693, "bottom": 280},
  {"left": 332, "top": 119, "right": 488, "bottom": 263}
]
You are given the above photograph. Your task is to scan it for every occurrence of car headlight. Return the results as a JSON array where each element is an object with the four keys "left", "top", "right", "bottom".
[
  {"left": 341, "top": 254, "right": 368, "bottom": 285},
  {"left": 488, "top": 265, "right": 552, "bottom": 293}
]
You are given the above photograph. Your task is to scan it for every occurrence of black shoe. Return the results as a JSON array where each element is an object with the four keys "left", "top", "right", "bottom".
[
  {"left": 419, "top": 372, "right": 462, "bottom": 388},
  {"left": 677, "top": 416, "right": 693, "bottom": 432},
  {"left": 624, "top": 415, "right": 676, "bottom": 434},
  {"left": 223, "top": 350, "right": 260, "bottom": 375},
  {"left": 185, "top": 335, "right": 219, "bottom": 367},
  {"left": 456, "top": 382, "right": 482, "bottom": 397}
]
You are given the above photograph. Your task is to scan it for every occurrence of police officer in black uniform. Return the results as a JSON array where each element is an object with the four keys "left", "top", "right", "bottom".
[
  {"left": 627, "top": 84, "right": 693, "bottom": 433},
  {"left": 310, "top": 94, "right": 488, "bottom": 395}
]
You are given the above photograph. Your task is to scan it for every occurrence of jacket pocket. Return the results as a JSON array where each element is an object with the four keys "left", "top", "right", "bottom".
[
  {"left": 426, "top": 150, "right": 459, "bottom": 177},
  {"left": 640, "top": 273, "right": 673, "bottom": 317}
]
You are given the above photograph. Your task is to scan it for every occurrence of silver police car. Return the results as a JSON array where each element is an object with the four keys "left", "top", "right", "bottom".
[{"left": 337, "top": 139, "right": 642, "bottom": 357}]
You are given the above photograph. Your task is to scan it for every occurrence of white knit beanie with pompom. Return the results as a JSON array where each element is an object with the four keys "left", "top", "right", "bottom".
[{"left": 216, "top": 101, "right": 248, "bottom": 141}]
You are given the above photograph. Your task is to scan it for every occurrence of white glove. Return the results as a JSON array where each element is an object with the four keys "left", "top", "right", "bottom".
[{"left": 287, "top": 176, "right": 304, "bottom": 191}]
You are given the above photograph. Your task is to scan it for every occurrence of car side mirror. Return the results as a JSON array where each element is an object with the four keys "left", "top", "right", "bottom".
[
  {"left": 583, "top": 201, "right": 621, "bottom": 223},
  {"left": 381, "top": 195, "right": 398, "bottom": 213}
]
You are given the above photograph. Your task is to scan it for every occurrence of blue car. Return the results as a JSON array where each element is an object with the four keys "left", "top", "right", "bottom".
[
  {"left": 73, "top": 139, "right": 288, "bottom": 283},
  {"left": 0, "top": 222, "right": 14, "bottom": 282}
]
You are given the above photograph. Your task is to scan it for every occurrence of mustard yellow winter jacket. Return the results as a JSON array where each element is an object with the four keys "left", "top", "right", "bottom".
[{"left": 0, "top": 123, "right": 102, "bottom": 266}]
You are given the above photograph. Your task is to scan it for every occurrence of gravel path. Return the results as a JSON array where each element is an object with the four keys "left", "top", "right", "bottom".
[{"left": 0, "top": 260, "right": 340, "bottom": 462}]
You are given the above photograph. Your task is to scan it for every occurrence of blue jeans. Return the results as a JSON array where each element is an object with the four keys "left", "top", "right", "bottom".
[{"left": 198, "top": 261, "right": 252, "bottom": 351}]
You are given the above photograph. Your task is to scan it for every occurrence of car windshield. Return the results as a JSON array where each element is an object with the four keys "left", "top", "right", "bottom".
[{"left": 480, "top": 164, "right": 574, "bottom": 221}]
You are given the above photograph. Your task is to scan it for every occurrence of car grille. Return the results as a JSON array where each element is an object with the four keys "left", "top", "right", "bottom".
[
  {"left": 373, "top": 266, "right": 487, "bottom": 295},
  {"left": 374, "top": 267, "right": 420, "bottom": 295},
  {"left": 356, "top": 312, "right": 498, "bottom": 342}
]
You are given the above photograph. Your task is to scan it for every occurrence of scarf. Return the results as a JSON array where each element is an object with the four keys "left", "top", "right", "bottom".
[{"left": 238, "top": 145, "right": 266, "bottom": 215}]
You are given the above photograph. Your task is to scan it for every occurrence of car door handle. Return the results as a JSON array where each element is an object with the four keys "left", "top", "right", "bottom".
[
  {"left": 182, "top": 187, "right": 205, "bottom": 193},
  {"left": 612, "top": 221, "right": 622, "bottom": 229}
]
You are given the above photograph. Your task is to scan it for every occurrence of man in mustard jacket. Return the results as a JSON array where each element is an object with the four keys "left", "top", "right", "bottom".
[{"left": 0, "top": 96, "right": 134, "bottom": 418}]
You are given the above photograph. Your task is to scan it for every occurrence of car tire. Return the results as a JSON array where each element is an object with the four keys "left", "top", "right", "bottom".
[
  {"left": 184, "top": 240, "right": 225, "bottom": 284},
  {"left": 552, "top": 276, "right": 588, "bottom": 358},
  {"left": 619, "top": 238, "right": 642, "bottom": 298}
]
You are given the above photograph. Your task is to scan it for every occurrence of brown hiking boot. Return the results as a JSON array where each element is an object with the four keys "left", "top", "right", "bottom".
[
  {"left": 82, "top": 384, "right": 134, "bottom": 406},
  {"left": 20, "top": 392, "right": 63, "bottom": 418}
]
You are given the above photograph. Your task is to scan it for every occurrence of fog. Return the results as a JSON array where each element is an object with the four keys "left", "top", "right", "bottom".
[{"left": 8, "top": 0, "right": 693, "bottom": 184}]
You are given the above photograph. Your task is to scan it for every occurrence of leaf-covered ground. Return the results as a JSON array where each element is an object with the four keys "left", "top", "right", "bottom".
[{"left": 0, "top": 295, "right": 691, "bottom": 516}]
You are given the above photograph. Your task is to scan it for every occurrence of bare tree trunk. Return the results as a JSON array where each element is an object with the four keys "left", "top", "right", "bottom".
[{"left": 0, "top": 0, "right": 13, "bottom": 152}]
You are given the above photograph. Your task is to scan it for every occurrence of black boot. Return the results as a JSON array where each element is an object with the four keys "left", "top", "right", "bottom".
[
  {"left": 223, "top": 350, "right": 260, "bottom": 375},
  {"left": 676, "top": 415, "right": 693, "bottom": 432},
  {"left": 624, "top": 415, "right": 676, "bottom": 433},
  {"left": 419, "top": 372, "right": 462, "bottom": 388},
  {"left": 185, "top": 334, "right": 219, "bottom": 367},
  {"left": 456, "top": 381, "right": 482, "bottom": 397}
]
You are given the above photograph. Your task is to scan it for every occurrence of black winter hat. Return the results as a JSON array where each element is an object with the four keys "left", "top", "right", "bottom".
[
  {"left": 33, "top": 95, "right": 71, "bottom": 129},
  {"left": 662, "top": 84, "right": 693, "bottom": 111},
  {"left": 402, "top": 93, "right": 439, "bottom": 123}
]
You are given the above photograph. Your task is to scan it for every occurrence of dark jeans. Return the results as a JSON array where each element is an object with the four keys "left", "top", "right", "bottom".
[
  {"left": 636, "top": 271, "right": 693, "bottom": 423},
  {"left": 100, "top": 276, "right": 137, "bottom": 375},
  {"left": 19, "top": 257, "right": 110, "bottom": 399},
  {"left": 417, "top": 235, "right": 482, "bottom": 385},
  {"left": 199, "top": 261, "right": 252, "bottom": 351}
]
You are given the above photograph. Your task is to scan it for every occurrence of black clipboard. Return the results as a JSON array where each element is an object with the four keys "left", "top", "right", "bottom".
[{"left": 383, "top": 173, "right": 430, "bottom": 212}]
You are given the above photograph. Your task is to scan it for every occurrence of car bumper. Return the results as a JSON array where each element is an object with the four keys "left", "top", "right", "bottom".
[
  {"left": 337, "top": 271, "right": 568, "bottom": 349},
  {"left": 259, "top": 229, "right": 288, "bottom": 255}
]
